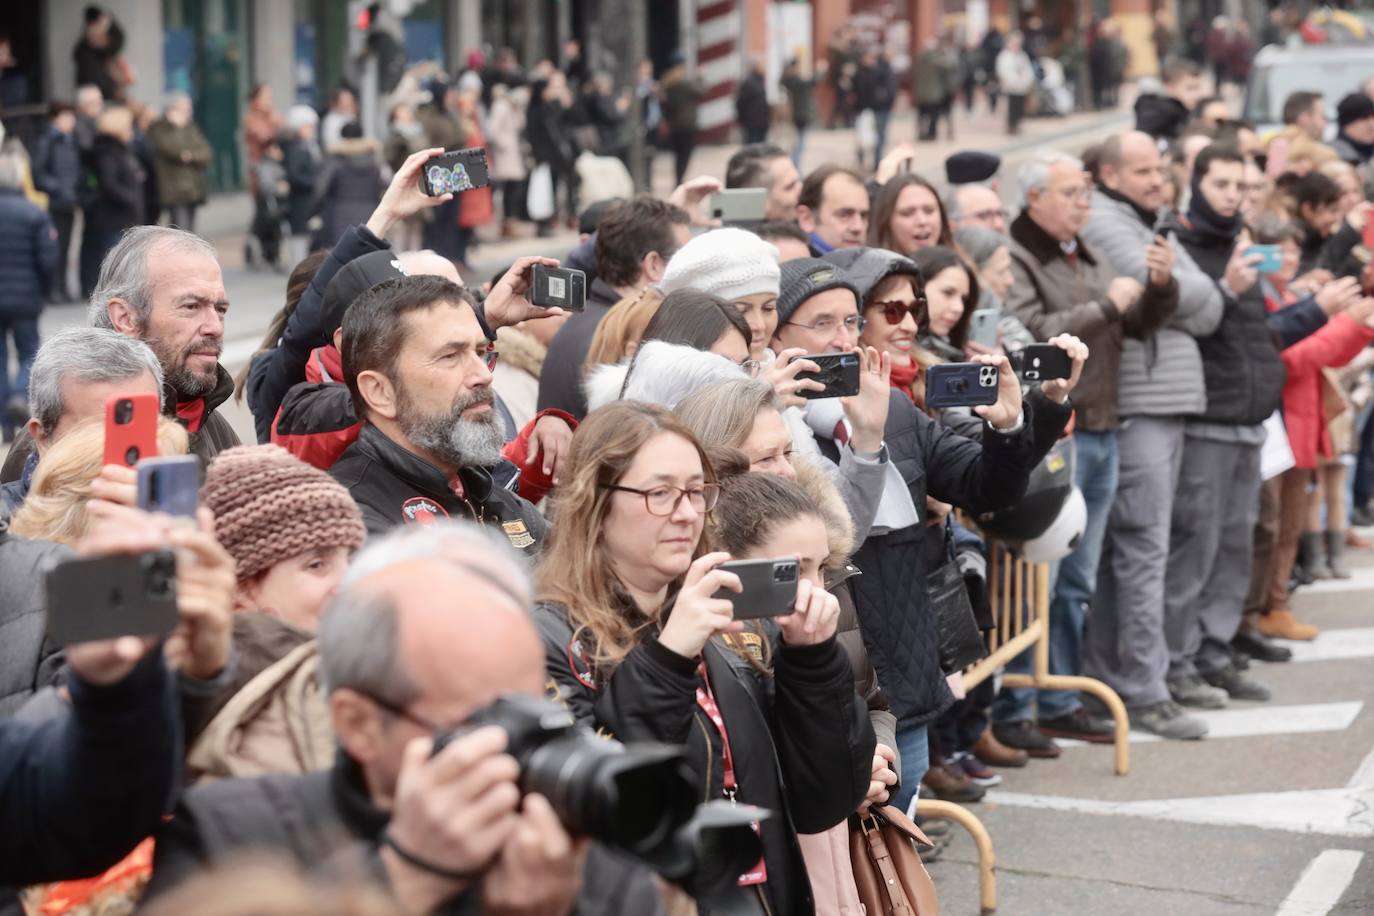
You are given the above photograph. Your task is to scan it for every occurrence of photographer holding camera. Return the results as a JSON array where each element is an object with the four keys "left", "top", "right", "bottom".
[
  {"left": 534, "top": 401, "right": 874, "bottom": 915},
  {"left": 146, "top": 523, "right": 662, "bottom": 915}
]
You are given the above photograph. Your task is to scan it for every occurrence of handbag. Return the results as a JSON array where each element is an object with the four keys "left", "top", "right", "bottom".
[
  {"left": 849, "top": 805, "right": 940, "bottom": 915},
  {"left": 525, "top": 163, "right": 555, "bottom": 221},
  {"left": 927, "top": 521, "right": 987, "bottom": 673}
]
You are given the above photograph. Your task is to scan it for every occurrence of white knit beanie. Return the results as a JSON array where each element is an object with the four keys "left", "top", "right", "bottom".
[{"left": 657, "top": 228, "right": 781, "bottom": 301}]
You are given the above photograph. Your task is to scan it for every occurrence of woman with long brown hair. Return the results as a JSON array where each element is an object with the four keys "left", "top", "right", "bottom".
[
  {"left": 534, "top": 400, "right": 873, "bottom": 915},
  {"left": 868, "top": 173, "right": 954, "bottom": 257}
]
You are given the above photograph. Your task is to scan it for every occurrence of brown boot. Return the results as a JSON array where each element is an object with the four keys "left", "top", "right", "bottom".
[
  {"left": 1255, "top": 609, "right": 1319, "bottom": 641},
  {"left": 921, "top": 758, "right": 986, "bottom": 803},
  {"left": 974, "top": 727, "right": 1029, "bottom": 768}
]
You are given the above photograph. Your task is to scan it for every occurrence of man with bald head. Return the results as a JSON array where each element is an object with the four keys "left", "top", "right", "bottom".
[
  {"left": 147, "top": 522, "right": 663, "bottom": 914},
  {"left": 948, "top": 183, "right": 1009, "bottom": 234},
  {"left": 1079, "top": 129, "right": 1220, "bottom": 740}
]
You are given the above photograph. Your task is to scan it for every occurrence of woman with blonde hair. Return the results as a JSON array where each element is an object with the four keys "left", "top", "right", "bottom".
[
  {"left": 534, "top": 400, "right": 873, "bottom": 915},
  {"left": 583, "top": 287, "right": 664, "bottom": 369},
  {"left": 9, "top": 417, "right": 188, "bottom": 545}
]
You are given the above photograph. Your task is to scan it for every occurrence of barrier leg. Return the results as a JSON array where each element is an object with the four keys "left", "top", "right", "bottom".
[{"left": 916, "top": 799, "right": 997, "bottom": 913}]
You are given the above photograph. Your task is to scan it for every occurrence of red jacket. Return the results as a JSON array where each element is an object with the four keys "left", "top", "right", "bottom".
[
  {"left": 1271, "top": 308, "right": 1374, "bottom": 468},
  {"left": 272, "top": 344, "right": 572, "bottom": 503}
]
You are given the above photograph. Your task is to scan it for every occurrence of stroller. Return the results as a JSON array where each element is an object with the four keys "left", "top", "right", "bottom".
[{"left": 1032, "top": 57, "right": 1074, "bottom": 118}]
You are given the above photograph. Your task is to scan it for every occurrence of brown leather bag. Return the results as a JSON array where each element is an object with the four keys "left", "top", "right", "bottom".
[{"left": 849, "top": 806, "right": 940, "bottom": 915}]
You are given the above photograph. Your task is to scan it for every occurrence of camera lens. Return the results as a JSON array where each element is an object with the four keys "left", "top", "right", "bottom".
[
  {"left": 125, "top": 446, "right": 140, "bottom": 465},
  {"left": 773, "top": 563, "right": 796, "bottom": 582},
  {"left": 522, "top": 734, "right": 695, "bottom": 855},
  {"left": 115, "top": 399, "right": 134, "bottom": 424}
]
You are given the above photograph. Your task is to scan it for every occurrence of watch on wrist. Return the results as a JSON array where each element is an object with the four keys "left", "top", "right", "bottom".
[{"left": 988, "top": 413, "right": 1025, "bottom": 435}]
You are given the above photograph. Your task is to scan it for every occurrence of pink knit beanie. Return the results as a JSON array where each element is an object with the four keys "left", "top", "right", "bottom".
[{"left": 201, "top": 445, "right": 366, "bottom": 581}]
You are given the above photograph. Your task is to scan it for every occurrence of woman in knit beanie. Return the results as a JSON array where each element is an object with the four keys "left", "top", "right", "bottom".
[
  {"left": 657, "top": 226, "right": 782, "bottom": 362},
  {"left": 200, "top": 444, "right": 365, "bottom": 630}
]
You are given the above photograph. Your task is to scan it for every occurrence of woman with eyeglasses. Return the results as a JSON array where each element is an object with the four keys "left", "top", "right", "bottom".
[{"left": 534, "top": 401, "right": 874, "bottom": 915}]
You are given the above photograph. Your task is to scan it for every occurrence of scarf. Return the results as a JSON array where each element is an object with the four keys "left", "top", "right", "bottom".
[
  {"left": 1185, "top": 176, "right": 1242, "bottom": 242},
  {"left": 1097, "top": 183, "right": 1160, "bottom": 229},
  {"left": 1339, "top": 130, "right": 1374, "bottom": 163},
  {"left": 803, "top": 398, "right": 919, "bottom": 533},
  {"left": 889, "top": 360, "right": 921, "bottom": 402},
  {"left": 176, "top": 398, "right": 207, "bottom": 434}
]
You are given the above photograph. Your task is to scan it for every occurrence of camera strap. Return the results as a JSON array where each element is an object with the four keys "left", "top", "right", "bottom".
[{"left": 696, "top": 661, "right": 768, "bottom": 887}]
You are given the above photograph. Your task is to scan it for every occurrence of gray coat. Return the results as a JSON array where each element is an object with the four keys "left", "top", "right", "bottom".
[
  {"left": 1080, "top": 190, "right": 1224, "bottom": 418},
  {"left": 0, "top": 526, "right": 70, "bottom": 717}
]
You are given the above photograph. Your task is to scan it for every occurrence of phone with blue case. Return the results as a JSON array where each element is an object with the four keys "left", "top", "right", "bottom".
[
  {"left": 1245, "top": 244, "right": 1283, "bottom": 273},
  {"left": 136, "top": 455, "right": 200, "bottom": 518},
  {"left": 925, "top": 362, "right": 1000, "bottom": 409}
]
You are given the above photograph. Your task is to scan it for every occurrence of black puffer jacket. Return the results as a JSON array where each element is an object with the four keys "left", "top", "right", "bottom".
[
  {"left": 313, "top": 139, "right": 384, "bottom": 249},
  {"left": 1176, "top": 221, "right": 1285, "bottom": 426},
  {"left": 81, "top": 133, "right": 144, "bottom": 230},
  {"left": 0, "top": 189, "right": 57, "bottom": 319},
  {"left": 819, "top": 392, "right": 1039, "bottom": 728},
  {"left": 535, "top": 605, "right": 873, "bottom": 916},
  {"left": 329, "top": 422, "right": 546, "bottom": 552}
]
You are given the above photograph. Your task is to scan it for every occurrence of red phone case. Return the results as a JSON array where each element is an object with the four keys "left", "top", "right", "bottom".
[{"left": 103, "top": 392, "right": 160, "bottom": 468}]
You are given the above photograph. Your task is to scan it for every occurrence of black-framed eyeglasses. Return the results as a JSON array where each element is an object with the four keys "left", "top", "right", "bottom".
[
  {"left": 603, "top": 482, "right": 721, "bottom": 516},
  {"left": 361, "top": 691, "right": 448, "bottom": 734},
  {"left": 971, "top": 207, "right": 1010, "bottom": 223},
  {"left": 783, "top": 314, "right": 865, "bottom": 334}
]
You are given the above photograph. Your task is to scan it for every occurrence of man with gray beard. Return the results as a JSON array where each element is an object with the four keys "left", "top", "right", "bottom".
[{"left": 330, "top": 274, "right": 547, "bottom": 553}]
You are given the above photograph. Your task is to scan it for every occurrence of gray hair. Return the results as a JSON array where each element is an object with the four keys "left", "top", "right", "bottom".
[
  {"left": 954, "top": 226, "right": 1008, "bottom": 268},
  {"left": 87, "top": 226, "right": 218, "bottom": 329},
  {"left": 1018, "top": 151, "right": 1084, "bottom": 205},
  {"left": 28, "top": 327, "right": 165, "bottom": 434},
  {"left": 322, "top": 521, "right": 533, "bottom": 700},
  {"left": 0, "top": 152, "right": 22, "bottom": 190}
]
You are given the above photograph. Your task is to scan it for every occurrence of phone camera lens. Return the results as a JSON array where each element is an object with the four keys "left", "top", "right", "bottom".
[
  {"left": 125, "top": 446, "right": 140, "bottom": 465},
  {"left": 115, "top": 399, "right": 133, "bottom": 424}
]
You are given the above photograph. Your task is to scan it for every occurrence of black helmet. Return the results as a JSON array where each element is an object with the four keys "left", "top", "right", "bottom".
[{"left": 976, "top": 439, "right": 1073, "bottom": 543}]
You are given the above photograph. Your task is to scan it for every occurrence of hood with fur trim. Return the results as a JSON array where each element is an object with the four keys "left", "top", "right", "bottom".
[
  {"left": 791, "top": 453, "right": 855, "bottom": 572},
  {"left": 495, "top": 325, "right": 548, "bottom": 379},
  {"left": 584, "top": 340, "right": 746, "bottom": 412}
]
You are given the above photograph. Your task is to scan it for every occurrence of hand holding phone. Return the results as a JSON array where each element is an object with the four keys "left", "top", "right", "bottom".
[
  {"left": 707, "top": 188, "right": 768, "bottom": 224},
  {"left": 46, "top": 550, "right": 178, "bottom": 646},
  {"left": 136, "top": 455, "right": 200, "bottom": 518},
  {"left": 658, "top": 552, "right": 744, "bottom": 658},
  {"left": 1016, "top": 343, "right": 1073, "bottom": 382},
  {"left": 710, "top": 558, "right": 800, "bottom": 619},
  {"left": 1034, "top": 334, "right": 1089, "bottom": 405},
  {"left": 104, "top": 393, "right": 160, "bottom": 468},
  {"left": 789, "top": 351, "right": 861, "bottom": 399},
  {"left": 531, "top": 264, "right": 587, "bottom": 312},
  {"left": 1244, "top": 244, "right": 1283, "bottom": 274},
  {"left": 483, "top": 255, "right": 567, "bottom": 328},
  {"left": 775, "top": 576, "right": 840, "bottom": 646},
  {"left": 925, "top": 362, "right": 1000, "bottom": 409},
  {"left": 420, "top": 147, "right": 491, "bottom": 196}
]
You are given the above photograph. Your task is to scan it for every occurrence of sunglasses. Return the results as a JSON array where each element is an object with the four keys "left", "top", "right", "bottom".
[{"left": 870, "top": 299, "right": 924, "bottom": 325}]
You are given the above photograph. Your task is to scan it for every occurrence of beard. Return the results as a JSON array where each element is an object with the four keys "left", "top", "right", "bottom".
[
  {"left": 146, "top": 332, "right": 222, "bottom": 399},
  {"left": 397, "top": 384, "right": 506, "bottom": 470}
]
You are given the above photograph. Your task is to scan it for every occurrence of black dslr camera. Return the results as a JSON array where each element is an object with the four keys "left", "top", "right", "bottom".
[{"left": 436, "top": 694, "right": 767, "bottom": 899}]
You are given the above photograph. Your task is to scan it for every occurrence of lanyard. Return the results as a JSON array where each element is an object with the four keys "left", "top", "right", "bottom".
[{"left": 695, "top": 661, "right": 738, "bottom": 797}]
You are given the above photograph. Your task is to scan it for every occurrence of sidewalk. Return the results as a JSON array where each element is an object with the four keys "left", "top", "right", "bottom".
[{"left": 192, "top": 90, "right": 1136, "bottom": 280}]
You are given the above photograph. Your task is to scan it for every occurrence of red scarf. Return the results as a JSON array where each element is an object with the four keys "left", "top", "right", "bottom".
[
  {"left": 175, "top": 398, "right": 206, "bottom": 433},
  {"left": 889, "top": 360, "right": 921, "bottom": 403}
]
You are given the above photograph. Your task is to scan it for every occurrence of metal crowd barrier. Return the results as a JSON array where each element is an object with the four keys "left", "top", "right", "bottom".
[{"left": 916, "top": 541, "right": 1130, "bottom": 913}]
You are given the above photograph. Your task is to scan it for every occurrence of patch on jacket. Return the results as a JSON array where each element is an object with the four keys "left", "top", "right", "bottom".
[
  {"left": 401, "top": 496, "right": 448, "bottom": 525},
  {"left": 565, "top": 636, "right": 597, "bottom": 688},
  {"left": 728, "top": 631, "right": 765, "bottom": 663},
  {"left": 502, "top": 518, "right": 535, "bottom": 549}
]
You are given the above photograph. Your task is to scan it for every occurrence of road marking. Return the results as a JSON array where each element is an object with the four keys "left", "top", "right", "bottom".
[
  {"left": 1292, "top": 567, "right": 1374, "bottom": 594},
  {"left": 1275, "top": 850, "right": 1364, "bottom": 916},
  {"left": 1349, "top": 746, "right": 1374, "bottom": 789},
  {"left": 1053, "top": 702, "right": 1363, "bottom": 747},
  {"left": 986, "top": 786, "right": 1374, "bottom": 838},
  {"left": 1275, "top": 627, "right": 1374, "bottom": 662}
]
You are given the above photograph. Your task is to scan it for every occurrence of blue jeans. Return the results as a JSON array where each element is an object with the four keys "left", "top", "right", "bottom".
[
  {"left": 891, "top": 724, "right": 930, "bottom": 818},
  {"left": 0, "top": 315, "right": 40, "bottom": 410},
  {"left": 791, "top": 122, "right": 808, "bottom": 167},
  {"left": 993, "top": 430, "right": 1120, "bottom": 722},
  {"left": 873, "top": 109, "right": 892, "bottom": 166}
]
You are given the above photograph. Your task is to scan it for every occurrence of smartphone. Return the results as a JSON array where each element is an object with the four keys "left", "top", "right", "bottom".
[
  {"left": 925, "top": 362, "right": 1000, "bottom": 410},
  {"left": 1016, "top": 344, "right": 1073, "bottom": 382},
  {"left": 45, "top": 550, "right": 179, "bottom": 646},
  {"left": 968, "top": 308, "right": 1000, "bottom": 349},
  {"left": 136, "top": 455, "right": 200, "bottom": 518},
  {"left": 1245, "top": 244, "right": 1283, "bottom": 274},
  {"left": 791, "top": 351, "right": 861, "bottom": 399},
  {"left": 707, "top": 188, "right": 767, "bottom": 224},
  {"left": 419, "top": 147, "right": 491, "bottom": 196},
  {"left": 104, "top": 392, "right": 160, "bottom": 468},
  {"left": 711, "top": 558, "right": 800, "bottom": 620},
  {"left": 530, "top": 264, "right": 587, "bottom": 312}
]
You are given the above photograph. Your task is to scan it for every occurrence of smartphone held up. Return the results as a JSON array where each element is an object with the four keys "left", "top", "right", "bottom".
[{"left": 419, "top": 147, "right": 491, "bottom": 197}]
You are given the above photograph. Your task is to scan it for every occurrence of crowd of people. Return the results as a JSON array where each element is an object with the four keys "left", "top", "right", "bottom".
[{"left": 4, "top": 2, "right": 1374, "bottom": 910}]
